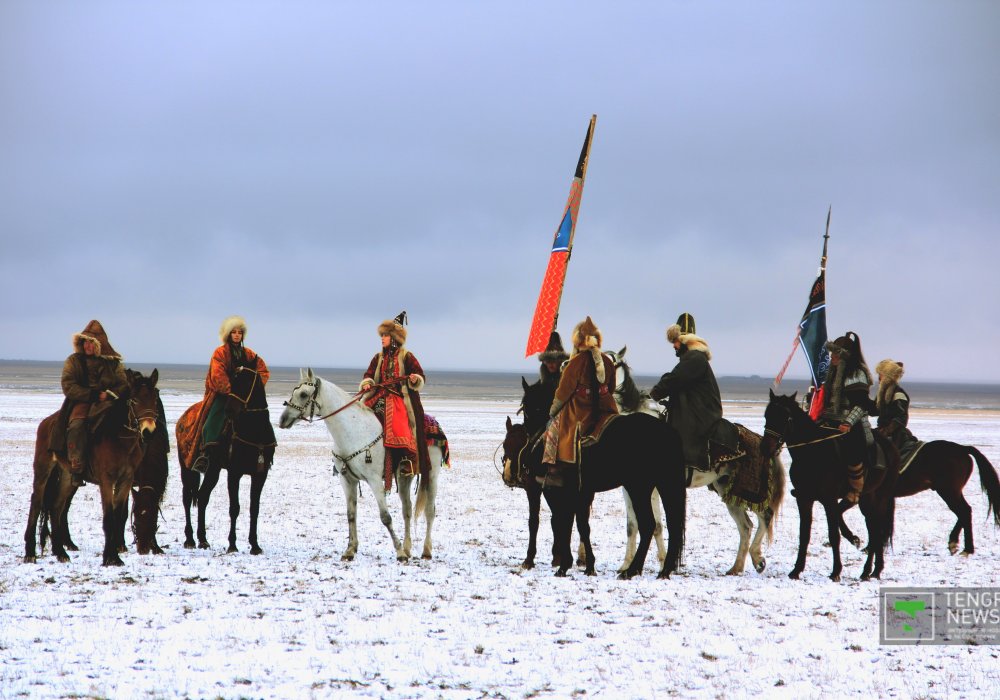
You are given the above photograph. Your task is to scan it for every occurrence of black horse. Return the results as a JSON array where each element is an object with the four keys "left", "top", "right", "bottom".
[
  {"left": 179, "top": 355, "right": 275, "bottom": 554},
  {"left": 504, "top": 411, "right": 687, "bottom": 579},
  {"left": 838, "top": 440, "right": 1000, "bottom": 555},
  {"left": 761, "top": 390, "right": 899, "bottom": 581}
]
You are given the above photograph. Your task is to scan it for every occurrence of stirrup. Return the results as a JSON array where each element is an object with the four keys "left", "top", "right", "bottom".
[
  {"left": 398, "top": 458, "right": 416, "bottom": 477},
  {"left": 191, "top": 453, "right": 209, "bottom": 473}
]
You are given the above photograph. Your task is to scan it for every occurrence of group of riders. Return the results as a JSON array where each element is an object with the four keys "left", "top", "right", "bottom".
[
  {"left": 534, "top": 313, "right": 921, "bottom": 503},
  {"left": 51, "top": 310, "right": 921, "bottom": 503}
]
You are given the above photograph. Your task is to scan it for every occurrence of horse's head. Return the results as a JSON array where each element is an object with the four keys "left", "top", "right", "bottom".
[
  {"left": 519, "top": 377, "right": 554, "bottom": 434},
  {"left": 761, "top": 389, "right": 798, "bottom": 458},
  {"left": 279, "top": 367, "right": 321, "bottom": 429},
  {"left": 607, "top": 346, "right": 647, "bottom": 414},
  {"left": 501, "top": 415, "right": 531, "bottom": 487},
  {"left": 128, "top": 368, "right": 160, "bottom": 440},
  {"left": 227, "top": 355, "right": 266, "bottom": 415}
]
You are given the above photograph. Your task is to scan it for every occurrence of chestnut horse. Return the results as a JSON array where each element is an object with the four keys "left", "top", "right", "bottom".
[
  {"left": 24, "top": 369, "right": 161, "bottom": 566},
  {"left": 761, "top": 391, "right": 899, "bottom": 581},
  {"left": 178, "top": 355, "right": 275, "bottom": 554}
]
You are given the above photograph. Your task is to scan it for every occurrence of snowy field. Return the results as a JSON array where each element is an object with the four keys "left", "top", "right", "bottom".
[{"left": 2, "top": 387, "right": 999, "bottom": 699}]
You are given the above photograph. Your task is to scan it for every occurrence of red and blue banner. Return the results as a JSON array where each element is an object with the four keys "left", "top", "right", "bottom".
[{"left": 525, "top": 115, "right": 596, "bottom": 357}]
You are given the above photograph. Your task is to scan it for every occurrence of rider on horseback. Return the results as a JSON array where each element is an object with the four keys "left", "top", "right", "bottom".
[
  {"left": 649, "top": 313, "right": 722, "bottom": 471},
  {"left": 360, "top": 311, "right": 429, "bottom": 481},
  {"left": 537, "top": 331, "right": 569, "bottom": 389},
  {"left": 188, "top": 316, "right": 270, "bottom": 473},
  {"left": 542, "top": 317, "right": 618, "bottom": 481},
  {"left": 872, "top": 358, "right": 923, "bottom": 467},
  {"left": 49, "top": 320, "right": 129, "bottom": 486},
  {"left": 821, "top": 332, "right": 874, "bottom": 504}
]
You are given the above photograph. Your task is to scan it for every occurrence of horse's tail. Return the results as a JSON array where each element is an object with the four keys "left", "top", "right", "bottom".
[
  {"left": 765, "top": 453, "right": 786, "bottom": 545},
  {"left": 968, "top": 446, "right": 1000, "bottom": 527},
  {"left": 415, "top": 476, "right": 426, "bottom": 521}
]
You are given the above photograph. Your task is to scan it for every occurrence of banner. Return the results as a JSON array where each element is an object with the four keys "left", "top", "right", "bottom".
[{"left": 525, "top": 115, "right": 596, "bottom": 357}]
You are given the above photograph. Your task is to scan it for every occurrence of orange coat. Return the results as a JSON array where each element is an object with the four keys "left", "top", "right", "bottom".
[
  {"left": 551, "top": 349, "right": 618, "bottom": 463},
  {"left": 177, "top": 345, "right": 269, "bottom": 466}
]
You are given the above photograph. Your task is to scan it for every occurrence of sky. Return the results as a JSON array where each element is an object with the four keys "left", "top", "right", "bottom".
[{"left": 2, "top": 1, "right": 998, "bottom": 382}]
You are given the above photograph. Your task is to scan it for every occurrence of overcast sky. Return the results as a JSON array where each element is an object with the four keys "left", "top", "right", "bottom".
[{"left": 2, "top": 1, "right": 997, "bottom": 383}]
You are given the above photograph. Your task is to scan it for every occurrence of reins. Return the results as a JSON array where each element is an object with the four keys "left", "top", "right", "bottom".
[{"left": 285, "top": 375, "right": 410, "bottom": 423}]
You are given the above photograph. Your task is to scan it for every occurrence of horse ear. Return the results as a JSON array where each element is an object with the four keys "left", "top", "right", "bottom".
[
  {"left": 521, "top": 376, "right": 529, "bottom": 391},
  {"left": 299, "top": 367, "right": 306, "bottom": 381},
  {"left": 769, "top": 388, "right": 776, "bottom": 400},
  {"left": 506, "top": 416, "right": 512, "bottom": 429},
  {"left": 791, "top": 391, "right": 797, "bottom": 401},
  {"left": 618, "top": 346, "right": 627, "bottom": 358},
  {"left": 150, "top": 368, "right": 158, "bottom": 387},
  {"left": 307, "top": 367, "right": 315, "bottom": 380}
]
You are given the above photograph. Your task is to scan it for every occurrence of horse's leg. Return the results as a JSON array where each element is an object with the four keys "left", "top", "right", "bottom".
[
  {"left": 248, "top": 471, "right": 267, "bottom": 555},
  {"left": 398, "top": 474, "right": 414, "bottom": 560},
  {"left": 723, "top": 502, "right": 752, "bottom": 576},
  {"left": 620, "top": 488, "right": 638, "bottom": 574},
  {"left": 100, "top": 479, "right": 125, "bottom": 566},
  {"left": 542, "top": 487, "right": 564, "bottom": 568},
  {"left": 823, "top": 499, "right": 843, "bottom": 582},
  {"left": 748, "top": 511, "right": 769, "bottom": 574},
  {"left": 546, "top": 487, "right": 574, "bottom": 577},
  {"left": 226, "top": 468, "right": 242, "bottom": 553},
  {"left": 623, "top": 486, "right": 656, "bottom": 580},
  {"left": 370, "top": 481, "right": 406, "bottom": 561},
  {"left": 524, "top": 481, "right": 541, "bottom": 569},
  {"left": 651, "top": 488, "right": 666, "bottom": 566},
  {"left": 181, "top": 467, "right": 198, "bottom": 549},
  {"left": 24, "top": 458, "right": 55, "bottom": 564},
  {"left": 939, "top": 488, "right": 974, "bottom": 555},
  {"left": 789, "top": 497, "right": 813, "bottom": 580},
  {"left": 418, "top": 460, "right": 439, "bottom": 560},
  {"left": 62, "top": 487, "right": 80, "bottom": 552},
  {"left": 576, "top": 491, "right": 596, "bottom": 576},
  {"left": 196, "top": 461, "right": 222, "bottom": 549},
  {"left": 837, "top": 511, "right": 862, "bottom": 550},
  {"left": 339, "top": 476, "right": 360, "bottom": 561}
]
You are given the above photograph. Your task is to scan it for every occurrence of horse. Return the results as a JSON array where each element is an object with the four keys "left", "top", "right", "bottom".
[
  {"left": 39, "top": 382, "right": 169, "bottom": 557},
  {"left": 504, "top": 410, "right": 687, "bottom": 578},
  {"left": 278, "top": 368, "right": 446, "bottom": 561},
  {"left": 177, "top": 354, "right": 275, "bottom": 554},
  {"left": 761, "top": 390, "right": 899, "bottom": 581},
  {"left": 609, "top": 347, "right": 785, "bottom": 575},
  {"left": 24, "top": 369, "right": 161, "bottom": 566},
  {"left": 837, "top": 440, "right": 1000, "bottom": 556}
]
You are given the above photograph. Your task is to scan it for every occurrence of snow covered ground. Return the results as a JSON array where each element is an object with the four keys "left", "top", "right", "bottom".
[{"left": 2, "top": 388, "right": 999, "bottom": 699}]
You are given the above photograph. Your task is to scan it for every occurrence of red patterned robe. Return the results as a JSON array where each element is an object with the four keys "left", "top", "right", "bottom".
[{"left": 361, "top": 346, "right": 429, "bottom": 478}]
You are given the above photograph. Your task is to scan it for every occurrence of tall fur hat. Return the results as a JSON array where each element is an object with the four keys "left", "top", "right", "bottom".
[
  {"left": 875, "top": 359, "right": 904, "bottom": 382},
  {"left": 377, "top": 311, "right": 407, "bottom": 346},
  {"left": 666, "top": 312, "right": 696, "bottom": 343},
  {"left": 73, "top": 319, "right": 122, "bottom": 360},
  {"left": 538, "top": 331, "right": 569, "bottom": 364},
  {"left": 571, "top": 316, "right": 601, "bottom": 351},
  {"left": 219, "top": 315, "right": 247, "bottom": 344}
]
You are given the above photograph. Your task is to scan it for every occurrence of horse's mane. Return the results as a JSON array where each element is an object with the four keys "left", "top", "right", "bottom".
[{"left": 613, "top": 355, "right": 648, "bottom": 414}]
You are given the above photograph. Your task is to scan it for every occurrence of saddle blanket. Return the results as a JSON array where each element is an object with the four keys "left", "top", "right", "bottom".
[
  {"left": 424, "top": 414, "right": 450, "bottom": 467},
  {"left": 717, "top": 424, "right": 770, "bottom": 507}
]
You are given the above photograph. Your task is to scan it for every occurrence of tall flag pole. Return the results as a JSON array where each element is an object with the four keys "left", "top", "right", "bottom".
[
  {"left": 774, "top": 207, "right": 831, "bottom": 419},
  {"left": 525, "top": 115, "right": 597, "bottom": 357}
]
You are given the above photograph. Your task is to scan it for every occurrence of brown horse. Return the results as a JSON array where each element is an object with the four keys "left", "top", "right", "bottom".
[
  {"left": 838, "top": 440, "right": 1000, "bottom": 555},
  {"left": 178, "top": 355, "right": 275, "bottom": 554},
  {"left": 24, "top": 369, "right": 161, "bottom": 566}
]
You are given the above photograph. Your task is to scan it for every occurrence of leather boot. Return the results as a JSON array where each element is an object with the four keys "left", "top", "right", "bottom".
[
  {"left": 845, "top": 463, "right": 864, "bottom": 504},
  {"left": 66, "top": 419, "right": 87, "bottom": 486}
]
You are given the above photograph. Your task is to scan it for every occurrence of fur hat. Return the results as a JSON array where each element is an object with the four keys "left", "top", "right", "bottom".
[
  {"left": 666, "top": 312, "right": 696, "bottom": 344},
  {"left": 571, "top": 316, "right": 601, "bottom": 351},
  {"left": 73, "top": 319, "right": 121, "bottom": 360},
  {"left": 875, "top": 359, "right": 904, "bottom": 382},
  {"left": 219, "top": 315, "right": 247, "bottom": 344},
  {"left": 377, "top": 311, "right": 407, "bottom": 346},
  {"left": 538, "top": 331, "right": 569, "bottom": 364}
]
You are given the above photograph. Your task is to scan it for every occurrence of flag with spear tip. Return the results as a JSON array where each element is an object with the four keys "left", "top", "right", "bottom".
[
  {"left": 774, "top": 207, "right": 832, "bottom": 419},
  {"left": 525, "top": 115, "right": 597, "bottom": 357}
]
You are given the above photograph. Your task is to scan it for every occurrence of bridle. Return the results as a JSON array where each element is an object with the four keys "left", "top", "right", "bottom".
[
  {"left": 763, "top": 401, "right": 844, "bottom": 449},
  {"left": 283, "top": 375, "right": 410, "bottom": 424}
]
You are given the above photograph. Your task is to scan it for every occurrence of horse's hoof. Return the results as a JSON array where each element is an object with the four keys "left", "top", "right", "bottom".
[
  {"left": 57, "top": 553, "right": 71, "bottom": 563},
  {"left": 397, "top": 555, "right": 409, "bottom": 562},
  {"left": 788, "top": 571, "right": 801, "bottom": 580},
  {"left": 554, "top": 568, "right": 569, "bottom": 577},
  {"left": 948, "top": 542, "right": 959, "bottom": 555},
  {"left": 23, "top": 555, "right": 37, "bottom": 564},
  {"left": 725, "top": 567, "right": 741, "bottom": 576},
  {"left": 421, "top": 552, "right": 432, "bottom": 560},
  {"left": 585, "top": 568, "right": 596, "bottom": 576},
  {"left": 521, "top": 560, "right": 535, "bottom": 570},
  {"left": 830, "top": 574, "right": 841, "bottom": 582},
  {"left": 341, "top": 553, "right": 355, "bottom": 561},
  {"left": 656, "top": 570, "right": 671, "bottom": 580},
  {"left": 198, "top": 541, "right": 210, "bottom": 550},
  {"left": 184, "top": 541, "right": 195, "bottom": 549},
  {"left": 152, "top": 546, "right": 165, "bottom": 555},
  {"left": 755, "top": 559, "right": 766, "bottom": 573},
  {"left": 960, "top": 550, "right": 973, "bottom": 558},
  {"left": 66, "top": 543, "right": 80, "bottom": 552},
  {"left": 227, "top": 545, "right": 238, "bottom": 554},
  {"left": 849, "top": 537, "right": 862, "bottom": 550},
  {"left": 103, "top": 557, "right": 124, "bottom": 567}
]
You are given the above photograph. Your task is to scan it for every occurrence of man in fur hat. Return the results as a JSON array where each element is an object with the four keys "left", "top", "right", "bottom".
[
  {"left": 537, "top": 331, "right": 569, "bottom": 389},
  {"left": 183, "top": 316, "right": 270, "bottom": 473},
  {"left": 821, "top": 331, "right": 875, "bottom": 503},
  {"left": 360, "top": 311, "right": 429, "bottom": 484},
  {"left": 49, "top": 320, "right": 130, "bottom": 485},
  {"left": 871, "top": 358, "right": 923, "bottom": 465},
  {"left": 543, "top": 317, "right": 618, "bottom": 473},
  {"left": 649, "top": 313, "right": 722, "bottom": 470}
]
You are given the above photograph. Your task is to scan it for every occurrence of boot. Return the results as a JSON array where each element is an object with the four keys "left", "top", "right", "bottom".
[
  {"left": 66, "top": 419, "right": 87, "bottom": 486},
  {"left": 845, "top": 463, "right": 864, "bottom": 504}
]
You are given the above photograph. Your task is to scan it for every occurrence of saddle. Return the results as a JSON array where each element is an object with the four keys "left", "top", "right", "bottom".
[
  {"left": 578, "top": 413, "right": 620, "bottom": 450},
  {"left": 707, "top": 418, "right": 744, "bottom": 468},
  {"left": 710, "top": 425, "right": 773, "bottom": 511}
]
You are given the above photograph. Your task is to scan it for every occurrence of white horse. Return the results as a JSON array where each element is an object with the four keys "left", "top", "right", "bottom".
[
  {"left": 278, "top": 368, "right": 443, "bottom": 561},
  {"left": 609, "top": 346, "right": 785, "bottom": 575}
]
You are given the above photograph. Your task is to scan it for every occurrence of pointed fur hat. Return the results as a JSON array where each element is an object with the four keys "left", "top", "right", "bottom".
[
  {"left": 73, "top": 319, "right": 122, "bottom": 360},
  {"left": 538, "top": 331, "right": 569, "bottom": 364},
  {"left": 571, "top": 316, "right": 602, "bottom": 351},
  {"left": 377, "top": 311, "right": 408, "bottom": 346}
]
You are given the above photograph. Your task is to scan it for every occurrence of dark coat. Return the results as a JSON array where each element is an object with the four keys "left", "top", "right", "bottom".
[
  {"left": 872, "top": 384, "right": 921, "bottom": 455},
  {"left": 649, "top": 343, "right": 721, "bottom": 467},
  {"left": 48, "top": 352, "right": 129, "bottom": 453}
]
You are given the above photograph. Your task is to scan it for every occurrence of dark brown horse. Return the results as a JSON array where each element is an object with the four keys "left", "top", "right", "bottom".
[
  {"left": 761, "top": 390, "right": 899, "bottom": 581},
  {"left": 24, "top": 369, "right": 161, "bottom": 566},
  {"left": 838, "top": 440, "right": 1000, "bottom": 555},
  {"left": 178, "top": 355, "right": 275, "bottom": 554}
]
